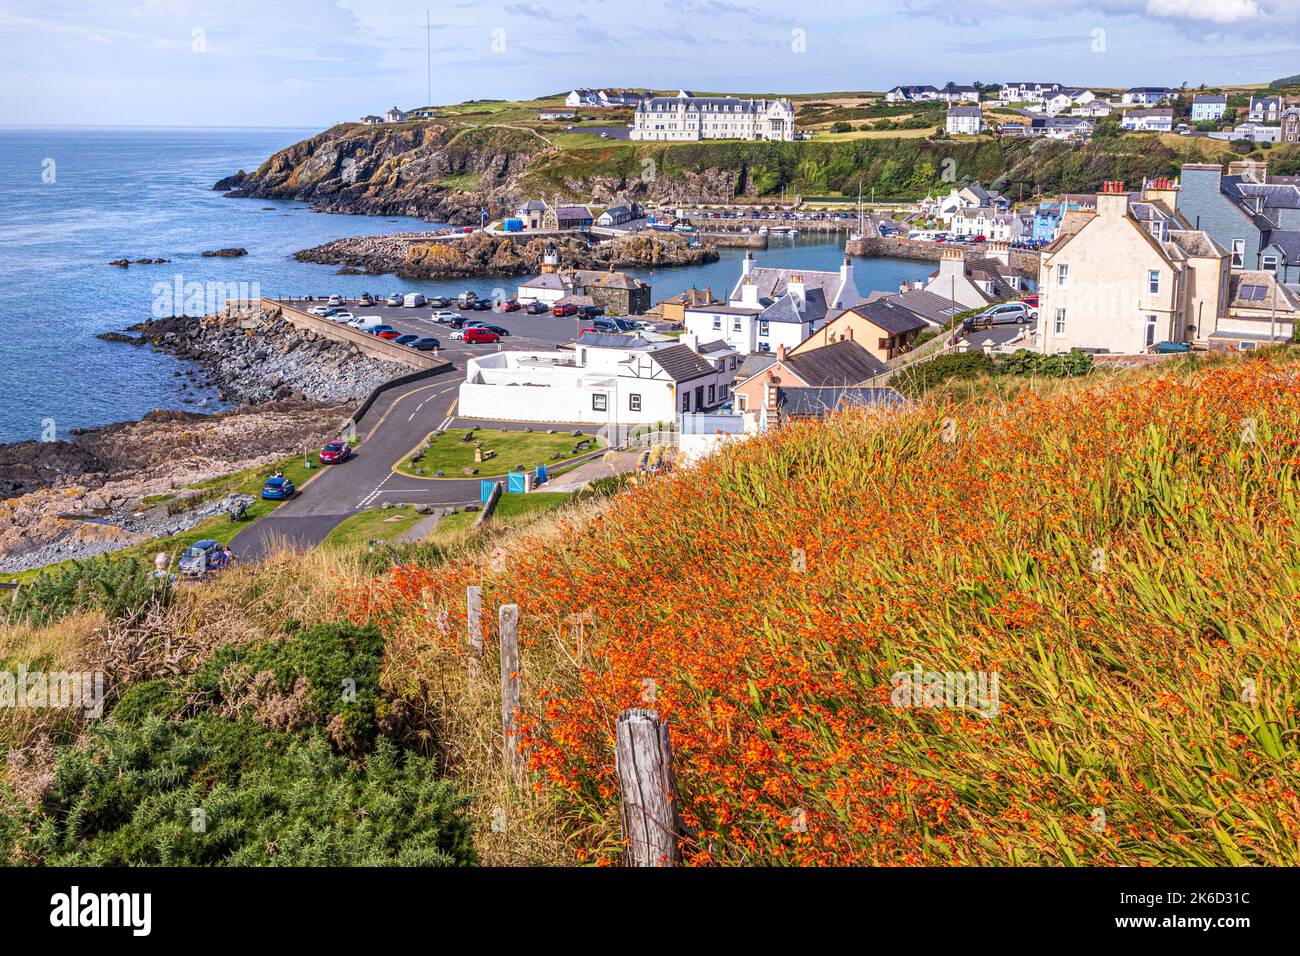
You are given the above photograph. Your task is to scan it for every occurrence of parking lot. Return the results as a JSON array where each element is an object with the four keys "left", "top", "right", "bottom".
[{"left": 277, "top": 296, "right": 669, "bottom": 360}]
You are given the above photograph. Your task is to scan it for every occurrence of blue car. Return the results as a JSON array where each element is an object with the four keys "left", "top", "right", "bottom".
[{"left": 261, "top": 476, "right": 296, "bottom": 500}]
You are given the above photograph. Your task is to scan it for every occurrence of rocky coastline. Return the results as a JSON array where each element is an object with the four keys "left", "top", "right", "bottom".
[
  {"left": 0, "top": 306, "right": 410, "bottom": 574},
  {"left": 295, "top": 229, "right": 718, "bottom": 280}
]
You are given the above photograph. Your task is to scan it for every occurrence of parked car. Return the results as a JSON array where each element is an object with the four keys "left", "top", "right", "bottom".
[
  {"left": 431, "top": 310, "right": 461, "bottom": 323},
  {"left": 308, "top": 306, "right": 333, "bottom": 317},
  {"left": 358, "top": 292, "right": 374, "bottom": 307},
  {"left": 478, "top": 324, "right": 510, "bottom": 336},
  {"left": 393, "top": 334, "right": 420, "bottom": 346},
  {"left": 261, "top": 476, "right": 296, "bottom": 500},
  {"left": 631, "top": 320, "right": 656, "bottom": 332},
  {"left": 349, "top": 317, "right": 384, "bottom": 331},
  {"left": 330, "top": 312, "right": 355, "bottom": 323},
  {"left": 1020, "top": 295, "right": 1039, "bottom": 308},
  {"left": 470, "top": 299, "right": 493, "bottom": 311},
  {"left": 524, "top": 301, "right": 549, "bottom": 315},
  {"left": 459, "top": 226, "right": 475, "bottom": 234},
  {"left": 178, "top": 539, "right": 228, "bottom": 578},
  {"left": 553, "top": 303, "right": 579, "bottom": 316},
  {"left": 449, "top": 328, "right": 467, "bottom": 340},
  {"left": 402, "top": 293, "right": 426, "bottom": 308},
  {"left": 319, "top": 441, "right": 352, "bottom": 464},
  {"left": 576, "top": 304, "right": 605, "bottom": 318},
  {"left": 409, "top": 336, "right": 441, "bottom": 351},
  {"left": 427, "top": 296, "right": 450, "bottom": 308},
  {"left": 461, "top": 327, "right": 501, "bottom": 344},
  {"left": 386, "top": 293, "right": 403, "bottom": 307},
  {"left": 498, "top": 299, "right": 522, "bottom": 312},
  {"left": 327, "top": 295, "right": 344, "bottom": 307},
  {"left": 963, "top": 301, "right": 1035, "bottom": 331},
  {"left": 375, "top": 329, "right": 402, "bottom": 340}
]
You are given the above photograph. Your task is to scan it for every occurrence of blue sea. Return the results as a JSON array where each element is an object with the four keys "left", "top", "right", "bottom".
[{"left": 0, "top": 127, "right": 934, "bottom": 442}]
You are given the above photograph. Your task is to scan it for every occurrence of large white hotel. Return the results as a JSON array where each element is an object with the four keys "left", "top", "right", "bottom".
[{"left": 630, "top": 91, "right": 796, "bottom": 142}]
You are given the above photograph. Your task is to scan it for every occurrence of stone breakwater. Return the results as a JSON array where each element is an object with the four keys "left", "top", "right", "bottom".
[
  {"left": 121, "top": 306, "right": 410, "bottom": 405},
  {"left": 295, "top": 229, "right": 717, "bottom": 280}
]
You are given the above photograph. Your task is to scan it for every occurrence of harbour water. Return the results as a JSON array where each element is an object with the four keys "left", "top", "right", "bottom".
[{"left": 0, "top": 126, "right": 934, "bottom": 442}]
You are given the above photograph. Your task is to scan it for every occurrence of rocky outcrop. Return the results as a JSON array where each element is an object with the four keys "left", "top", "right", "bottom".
[
  {"left": 218, "top": 121, "right": 547, "bottom": 224},
  {"left": 296, "top": 230, "right": 717, "bottom": 279},
  {"left": 122, "top": 306, "right": 410, "bottom": 405},
  {"left": 201, "top": 247, "right": 247, "bottom": 258}
]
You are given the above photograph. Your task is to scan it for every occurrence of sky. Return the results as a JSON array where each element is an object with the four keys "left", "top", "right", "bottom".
[{"left": 1, "top": 0, "right": 1298, "bottom": 127}]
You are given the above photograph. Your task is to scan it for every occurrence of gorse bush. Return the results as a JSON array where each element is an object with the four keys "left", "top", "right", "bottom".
[
  {"left": 2, "top": 621, "right": 475, "bottom": 866},
  {"left": 896, "top": 348, "right": 1093, "bottom": 397},
  {"left": 7, "top": 555, "right": 170, "bottom": 628}
]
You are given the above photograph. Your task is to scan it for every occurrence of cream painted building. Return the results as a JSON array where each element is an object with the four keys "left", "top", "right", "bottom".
[
  {"left": 1037, "top": 182, "right": 1230, "bottom": 355},
  {"left": 631, "top": 91, "right": 795, "bottom": 142}
]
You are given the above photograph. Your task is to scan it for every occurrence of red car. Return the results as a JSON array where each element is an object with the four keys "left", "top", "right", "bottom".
[
  {"left": 376, "top": 330, "right": 402, "bottom": 340},
  {"left": 553, "top": 303, "right": 578, "bottom": 316},
  {"left": 1020, "top": 295, "right": 1039, "bottom": 308},
  {"left": 319, "top": 440, "right": 352, "bottom": 464},
  {"left": 499, "top": 299, "right": 522, "bottom": 312},
  {"left": 459, "top": 226, "right": 475, "bottom": 234},
  {"left": 462, "top": 327, "right": 501, "bottom": 344}
]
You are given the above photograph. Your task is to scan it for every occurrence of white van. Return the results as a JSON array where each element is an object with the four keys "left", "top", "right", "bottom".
[
  {"left": 349, "top": 315, "right": 384, "bottom": 331},
  {"left": 402, "top": 293, "right": 426, "bottom": 308}
]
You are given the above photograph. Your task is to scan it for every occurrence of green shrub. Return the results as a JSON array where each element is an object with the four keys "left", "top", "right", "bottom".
[
  {"left": 4, "top": 621, "right": 476, "bottom": 866},
  {"left": 7, "top": 556, "right": 171, "bottom": 628}
]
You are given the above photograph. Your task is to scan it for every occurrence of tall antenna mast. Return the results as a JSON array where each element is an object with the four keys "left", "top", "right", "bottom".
[{"left": 426, "top": 9, "right": 431, "bottom": 107}]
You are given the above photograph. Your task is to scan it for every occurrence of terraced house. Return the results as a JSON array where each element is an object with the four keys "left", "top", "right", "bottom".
[
  {"left": 1178, "top": 162, "right": 1300, "bottom": 283},
  {"left": 630, "top": 91, "right": 795, "bottom": 142},
  {"left": 1037, "top": 181, "right": 1229, "bottom": 355}
]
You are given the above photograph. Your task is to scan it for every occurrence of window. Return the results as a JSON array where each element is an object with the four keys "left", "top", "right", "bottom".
[
  {"left": 1054, "top": 308, "right": 1066, "bottom": 336},
  {"left": 1263, "top": 255, "right": 1278, "bottom": 272},
  {"left": 736, "top": 393, "right": 747, "bottom": 410},
  {"left": 1232, "top": 239, "right": 1246, "bottom": 268},
  {"left": 681, "top": 392, "right": 691, "bottom": 412},
  {"left": 1238, "top": 340, "right": 1258, "bottom": 351},
  {"left": 732, "top": 316, "right": 742, "bottom": 332},
  {"left": 708, "top": 384, "right": 716, "bottom": 404},
  {"left": 1057, "top": 264, "right": 1069, "bottom": 288},
  {"left": 730, "top": 357, "right": 738, "bottom": 370},
  {"left": 1148, "top": 270, "right": 1160, "bottom": 295},
  {"left": 592, "top": 393, "right": 607, "bottom": 412},
  {"left": 629, "top": 393, "right": 641, "bottom": 412},
  {"left": 712, "top": 316, "right": 722, "bottom": 330},
  {"left": 1145, "top": 314, "right": 1158, "bottom": 348}
]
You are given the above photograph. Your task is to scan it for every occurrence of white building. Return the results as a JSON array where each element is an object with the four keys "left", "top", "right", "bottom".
[
  {"left": 885, "top": 85, "right": 940, "bottom": 103},
  {"left": 383, "top": 106, "right": 406, "bottom": 123},
  {"left": 683, "top": 251, "right": 863, "bottom": 355},
  {"left": 1249, "top": 96, "right": 1283, "bottom": 123},
  {"left": 1000, "top": 82, "right": 1063, "bottom": 104},
  {"left": 946, "top": 105, "right": 983, "bottom": 135},
  {"left": 1122, "top": 109, "right": 1175, "bottom": 132},
  {"left": 630, "top": 91, "right": 795, "bottom": 142},
  {"left": 950, "top": 207, "right": 1024, "bottom": 241},
  {"left": 457, "top": 332, "right": 738, "bottom": 425},
  {"left": 937, "top": 85, "right": 980, "bottom": 103},
  {"left": 1122, "top": 88, "right": 1172, "bottom": 107},
  {"left": 1044, "top": 89, "right": 1095, "bottom": 115}
]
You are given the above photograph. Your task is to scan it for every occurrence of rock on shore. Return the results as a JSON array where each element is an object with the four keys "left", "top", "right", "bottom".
[
  {"left": 123, "top": 305, "right": 410, "bottom": 405},
  {"left": 296, "top": 230, "right": 717, "bottom": 280}
]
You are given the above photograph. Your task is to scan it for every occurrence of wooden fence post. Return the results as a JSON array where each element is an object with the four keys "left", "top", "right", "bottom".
[
  {"left": 466, "top": 586, "right": 483, "bottom": 657},
  {"left": 616, "top": 708, "right": 680, "bottom": 867},
  {"left": 499, "top": 603, "right": 521, "bottom": 770}
]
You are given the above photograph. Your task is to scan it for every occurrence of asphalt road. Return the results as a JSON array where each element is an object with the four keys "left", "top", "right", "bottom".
[{"left": 229, "top": 309, "right": 612, "bottom": 560}]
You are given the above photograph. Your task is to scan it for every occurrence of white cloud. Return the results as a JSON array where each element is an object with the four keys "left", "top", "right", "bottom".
[{"left": 1146, "top": 0, "right": 1262, "bottom": 23}]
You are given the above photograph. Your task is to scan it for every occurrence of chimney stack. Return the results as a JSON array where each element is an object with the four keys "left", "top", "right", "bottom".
[
  {"left": 739, "top": 274, "right": 760, "bottom": 307},
  {"left": 787, "top": 274, "right": 806, "bottom": 312},
  {"left": 777, "top": 344, "right": 788, "bottom": 363}
]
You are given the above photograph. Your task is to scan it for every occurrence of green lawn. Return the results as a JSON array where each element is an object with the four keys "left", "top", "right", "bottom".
[
  {"left": 10, "top": 454, "right": 319, "bottom": 583},
  {"left": 494, "top": 491, "right": 572, "bottom": 524},
  {"left": 396, "top": 428, "right": 601, "bottom": 479},
  {"left": 323, "top": 505, "right": 425, "bottom": 550}
]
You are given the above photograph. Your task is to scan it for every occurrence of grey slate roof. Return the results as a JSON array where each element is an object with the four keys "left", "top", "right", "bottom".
[
  {"left": 651, "top": 344, "right": 718, "bottom": 383},
  {"left": 735, "top": 352, "right": 777, "bottom": 382},
  {"left": 758, "top": 288, "right": 829, "bottom": 324},
  {"left": 576, "top": 331, "right": 655, "bottom": 349},
  {"left": 783, "top": 340, "right": 888, "bottom": 386},
  {"left": 863, "top": 288, "right": 961, "bottom": 327}
]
